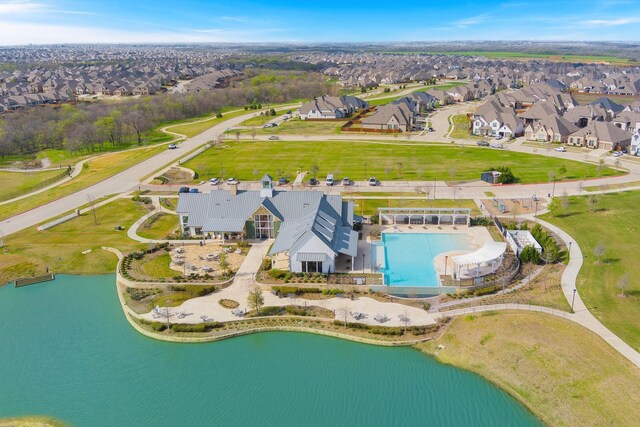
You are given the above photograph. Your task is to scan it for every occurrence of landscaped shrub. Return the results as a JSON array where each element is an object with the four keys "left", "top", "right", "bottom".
[
  {"left": 257, "top": 306, "right": 283, "bottom": 316},
  {"left": 519, "top": 245, "right": 541, "bottom": 264},
  {"left": 170, "top": 322, "right": 223, "bottom": 332},
  {"left": 473, "top": 285, "right": 501, "bottom": 297},
  {"left": 322, "top": 288, "right": 345, "bottom": 296},
  {"left": 369, "top": 327, "right": 403, "bottom": 336},
  {"left": 268, "top": 269, "right": 287, "bottom": 279},
  {"left": 488, "top": 166, "right": 516, "bottom": 184},
  {"left": 333, "top": 320, "right": 370, "bottom": 330},
  {"left": 285, "top": 306, "right": 310, "bottom": 316},
  {"left": 170, "top": 285, "right": 187, "bottom": 292},
  {"left": 531, "top": 224, "right": 560, "bottom": 263}
]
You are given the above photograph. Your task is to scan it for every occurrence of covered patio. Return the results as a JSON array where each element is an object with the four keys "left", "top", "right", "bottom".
[
  {"left": 378, "top": 207, "right": 471, "bottom": 226},
  {"left": 451, "top": 241, "right": 507, "bottom": 280}
]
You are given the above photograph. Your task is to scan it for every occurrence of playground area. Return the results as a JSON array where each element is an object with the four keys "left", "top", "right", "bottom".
[{"left": 483, "top": 197, "right": 545, "bottom": 216}]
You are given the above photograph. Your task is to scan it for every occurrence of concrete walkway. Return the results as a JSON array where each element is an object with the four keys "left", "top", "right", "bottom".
[
  {"left": 526, "top": 215, "right": 640, "bottom": 368},
  {"left": 136, "top": 240, "right": 437, "bottom": 327}
]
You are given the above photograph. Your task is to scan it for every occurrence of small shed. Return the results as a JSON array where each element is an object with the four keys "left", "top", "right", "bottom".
[{"left": 481, "top": 170, "right": 501, "bottom": 184}]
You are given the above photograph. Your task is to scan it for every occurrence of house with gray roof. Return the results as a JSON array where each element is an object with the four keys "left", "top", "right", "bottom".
[
  {"left": 361, "top": 103, "right": 414, "bottom": 132},
  {"left": 176, "top": 175, "right": 358, "bottom": 274},
  {"left": 568, "top": 121, "right": 632, "bottom": 151},
  {"left": 299, "top": 95, "right": 368, "bottom": 120}
]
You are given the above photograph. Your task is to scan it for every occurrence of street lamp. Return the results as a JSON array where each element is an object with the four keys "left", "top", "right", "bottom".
[
  {"left": 571, "top": 288, "right": 577, "bottom": 312},
  {"left": 552, "top": 178, "right": 556, "bottom": 198},
  {"left": 364, "top": 162, "right": 367, "bottom": 182}
]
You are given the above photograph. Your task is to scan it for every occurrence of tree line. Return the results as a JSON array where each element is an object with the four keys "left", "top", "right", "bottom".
[{"left": 0, "top": 70, "right": 331, "bottom": 157}]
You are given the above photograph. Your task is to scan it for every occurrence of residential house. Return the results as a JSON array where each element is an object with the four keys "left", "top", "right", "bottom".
[
  {"left": 176, "top": 175, "right": 358, "bottom": 274},
  {"left": 563, "top": 105, "right": 606, "bottom": 128},
  {"left": 361, "top": 103, "right": 414, "bottom": 132},
  {"left": 299, "top": 95, "right": 368, "bottom": 120},
  {"left": 567, "top": 121, "right": 632, "bottom": 151},
  {"left": 524, "top": 115, "right": 578, "bottom": 143}
]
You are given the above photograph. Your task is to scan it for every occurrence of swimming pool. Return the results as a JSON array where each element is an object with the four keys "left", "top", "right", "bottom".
[{"left": 372, "top": 233, "right": 473, "bottom": 287}]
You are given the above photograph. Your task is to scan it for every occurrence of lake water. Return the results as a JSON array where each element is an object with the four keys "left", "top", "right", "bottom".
[{"left": 0, "top": 275, "right": 540, "bottom": 426}]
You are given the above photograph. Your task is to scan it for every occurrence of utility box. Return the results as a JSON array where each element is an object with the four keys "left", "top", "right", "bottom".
[{"left": 481, "top": 171, "right": 501, "bottom": 184}]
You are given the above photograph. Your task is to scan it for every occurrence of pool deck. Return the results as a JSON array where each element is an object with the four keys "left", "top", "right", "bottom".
[{"left": 376, "top": 224, "right": 495, "bottom": 283}]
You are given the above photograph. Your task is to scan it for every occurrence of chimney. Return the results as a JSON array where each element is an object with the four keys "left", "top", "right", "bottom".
[{"left": 229, "top": 183, "right": 238, "bottom": 196}]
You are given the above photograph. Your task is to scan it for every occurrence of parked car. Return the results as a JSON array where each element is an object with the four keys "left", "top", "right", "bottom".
[
  {"left": 167, "top": 143, "right": 177, "bottom": 150},
  {"left": 326, "top": 174, "right": 334, "bottom": 186},
  {"left": 278, "top": 176, "right": 288, "bottom": 185},
  {"left": 342, "top": 177, "right": 351, "bottom": 186},
  {"left": 477, "top": 140, "right": 490, "bottom": 147},
  {"left": 178, "top": 187, "right": 190, "bottom": 193},
  {"left": 613, "top": 151, "right": 623, "bottom": 157},
  {"left": 227, "top": 177, "right": 238, "bottom": 185},
  {"left": 209, "top": 177, "right": 220, "bottom": 185},
  {"left": 491, "top": 143, "right": 504, "bottom": 149},
  {"left": 369, "top": 177, "right": 378, "bottom": 186},
  {"left": 554, "top": 147, "right": 567, "bottom": 152},
  {"left": 268, "top": 136, "right": 280, "bottom": 140},
  {"left": 189, "top": 188, "right": 199, "bottom": 193},
  {"left": 495, "top": 134, "right": 504, "bottom": 140},
  {"left": 262, "top": 123, "right": 274, "bottom": 128},
  {"left": 428, "top": 127, "right": 435, "bottom": 132},
  {"left": 286, "top": 110, "right": 292, "bottom": 114},
  {"left": 309, "top": 177, "right": 318, "bottom": 186}
]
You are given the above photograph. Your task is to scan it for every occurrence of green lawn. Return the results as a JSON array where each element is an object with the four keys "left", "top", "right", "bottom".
[
  {"left": 0, "top": 145, "right": 166, "bottom": 222},
  {"left": 165, "top": 109, "right": 248, "bottom": 138},
  {"left": 420, "top": 312, "right": 640, "bottom": 426},
  {"left": 543, "top": 191, "right": 640, "bottom": 350},
  {"left": 0, "top": 169, "right": 67, "bottom": 200},
  {"left": 1, "top": 198, "right": 149, "bottom": 283},
  {"left": 246, "top": 117, "right": 344, "bottom": 135},
  {"left": 395, "top": 51, "right": 637, "bottom": 65},
  {"left": 449, "top": 114, "right": 471, "bottom": 139},
  {"left": 239, "top": 110, "right": 287, "bottom": 126},
  {"left": 183, "top": 140, "right": 621, "bottom": 184},
  {"left": 137, "top": 213, "right": 179, "bottom": 240},
  {"left": 138, "top": 252, "right": 177, "bottom": 279}
]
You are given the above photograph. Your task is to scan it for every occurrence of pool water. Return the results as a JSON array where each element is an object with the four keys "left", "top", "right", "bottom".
[{"left": 373, "top": 233, "right": 473, "bottom": 287}]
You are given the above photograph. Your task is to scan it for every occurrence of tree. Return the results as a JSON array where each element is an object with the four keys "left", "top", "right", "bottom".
[
  {"left": 250, "top": 128, "right": 257, "bottom": 141},
  {"left": 560, "top": 190, "right": 570, "bottom": 212},
  {"left": 593, "top": 241, "right": 606, "bottom": 265},
  {"left": 519, "top": 245, "right": 540, "bottom": 264},
  {"left": 587, "top": 194, "right": 598, "bottom": 213},
  {"left": 597, "top": 158, "right": 605, "bottom": 175},
  {"left": 558, "top": 164, "right": 567, "bottom": 176},
  {"left": 617, "top": 274, "right": 629, "bottom": 297},
  {"left": 247, "top": 287, "right": 264, "bottom": 316},
  {"left": 311, "top": 163, "right": 320, "bottom": 178}
]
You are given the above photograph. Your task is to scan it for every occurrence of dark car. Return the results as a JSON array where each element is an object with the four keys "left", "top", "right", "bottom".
[
  {"left": 278, "top": 176, "right": 288, "bottom": 185},
  {"left": 189, "top": 188, "right": 199, "bottom": 193},
  {"left": 178, "top": 187, "right": 190, "bottom": 193},
  {"left": 477, "top": 140, "right": 490, "bottom": 147},
  {"left": 309, "top": 177, "right": 318, "bottom": 186}
]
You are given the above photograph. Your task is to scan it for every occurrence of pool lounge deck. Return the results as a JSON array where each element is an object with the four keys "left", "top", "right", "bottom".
[{"left": 370, "top": 224, "right": 496, "bottom": 295}]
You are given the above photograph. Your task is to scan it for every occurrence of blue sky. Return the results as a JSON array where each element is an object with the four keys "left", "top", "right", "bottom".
[{"left": 0, "top": 0, "right": 638, "bottom": 45}]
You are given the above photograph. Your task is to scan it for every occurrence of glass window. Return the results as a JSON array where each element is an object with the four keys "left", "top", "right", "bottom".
[{"left": 254, "top": 214, "right": 274, "bottom": 239}]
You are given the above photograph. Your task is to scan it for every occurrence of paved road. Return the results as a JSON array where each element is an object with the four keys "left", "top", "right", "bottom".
[{"left": 0, "top": 106, "right": 290, "bottom": 237}]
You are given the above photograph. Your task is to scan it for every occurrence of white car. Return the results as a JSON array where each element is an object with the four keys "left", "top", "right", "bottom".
[
  {"left": 491, "top": 143, "right": 504, "bottom": 149},
  {"left": 613, "top": 151, "right": 623, "bottom": 157},
  {"left": 368, "top": 177, "right": 378, "bottom": 186},
  {"left": 227, "top": 177, "right": 238, "bottom": 185},
  {"left": 209, "top": 177, "right": 220, "bottom": 185},
  {"left": 554, "top": 147, "right": 567, "bottom": 152},
  {"left": 167, "top": 143, "right": 177, "bottom": 149}
]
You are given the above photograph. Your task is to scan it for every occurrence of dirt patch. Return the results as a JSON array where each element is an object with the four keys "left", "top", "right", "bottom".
[
  {"left": 219, "top": 299, "right": 239, "bottom": 309},
  {"left": 169, "top": 245, "right": 245, "bottom": 275}
]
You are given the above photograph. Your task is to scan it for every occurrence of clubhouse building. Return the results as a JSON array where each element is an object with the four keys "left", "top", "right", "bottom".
[{"left": 176, "top": 175, "right": 359, "bottom": 273}]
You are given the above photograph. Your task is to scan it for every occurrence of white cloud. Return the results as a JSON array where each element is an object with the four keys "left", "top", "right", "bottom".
[
  {"left": 454, "top": 14, "right": 488, "bottom": 28},
  {"left": 0, "top": 0, "right": 45, "bottom": 14},
  {"left": 584, "top": 17, "right": 640, "bottom": 26}
]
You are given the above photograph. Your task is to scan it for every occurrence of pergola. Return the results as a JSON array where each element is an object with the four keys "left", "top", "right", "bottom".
[
  {"left": 452, "top": 241, "right": 507, "bottom": 280},
  {"left": 378, "top": 207, "right": 471, "bottom": 226}
]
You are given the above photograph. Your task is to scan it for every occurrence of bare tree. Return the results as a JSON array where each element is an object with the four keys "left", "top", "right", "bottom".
[
  {"left": 587, "top": 194, "right": 598, "bottom": 213},
  {"left": 250, "top": 128, "right": 257, "bottom": 142},
  {"left": 593, "top": 242, "right": 606, "bottom": 265},
  {"left": 617, "top": 274, "right": 629, "bottom": 297}
]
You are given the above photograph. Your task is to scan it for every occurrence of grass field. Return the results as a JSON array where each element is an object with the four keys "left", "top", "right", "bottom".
[
  {"left": 183, "top": 140, "right": 621, "bottom": 184},
  {"left": 449, "top": 114, "right": 471, "bottom": 139},
  {"left": 0, "top": 169, "right": 66, "bottom": 200},
  {"left": 0, "top": 145, "right": 166, "bottom": 222},
  {"left": 164, "top": 109, "right": 248, "bottom": 138},
  {"left": 137, "top": 213, "right": 179, "bottom": 240},
  {"left": 238, "top": 110, "right": 287, "bottom": 126},
  {"left": 543, "top": 191, "right": 640, "bottom": 350},
  {"left": 419, "top": 312, "right": 640, "bottom": 426},
  {"left": 571, "top": 92, "right": 640, "bottom": 106},
  {"left": 245, "top": 117, "right": 344, "bottom": 135},
  {"left": 1, "top": 199, "right": 149, "bottom": 284},
  {"left": 387, "top": 51, "right": 638, "bottom": 65}
]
